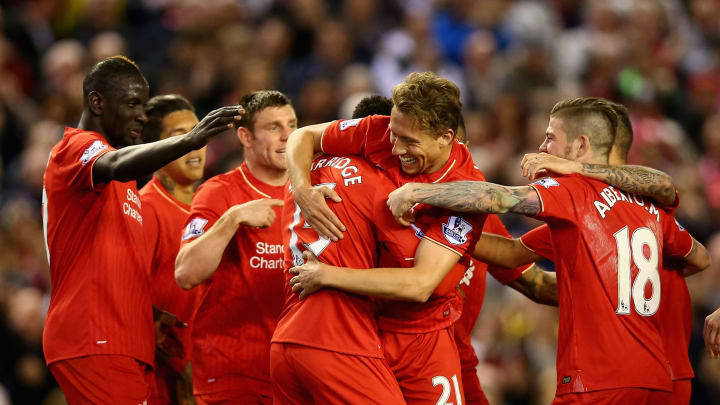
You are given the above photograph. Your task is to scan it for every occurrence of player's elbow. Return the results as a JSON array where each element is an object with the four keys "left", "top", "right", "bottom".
[
  {"left": 684, "top": 242, "right": 711, "bottom": 277},
  {"left": 174, "top": 253, "right": 200, "bottom": 290},
  {"left": 174, "top": 265, "right": 198, "bottom": 290},
  {"left": 693, "top": 247, "right": 712, "bottom": 273},
  {"left": 656, "top": 176, "right": 677, "bottom": 206},
  {"left": 404, "top": 279, "right": 435, "bottom": 303},
  {"left": 405, "top": 289, "right": 432, "bottom": 303}
]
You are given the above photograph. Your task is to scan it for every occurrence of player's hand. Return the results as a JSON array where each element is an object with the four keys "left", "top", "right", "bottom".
[
  {"left": 185, "top": 105, "right": 245, "bottom": 149},
  {"left": 153, "top": 307, "right": 187, "bottom": 359},
  {"left": 294, "top": 185, "right": 345, "bottom": 241},
  {"left": 176, "top": 363, "right": 196, "bottom": 405},
  {"left": 704, "top": 307, "right": 720, "bottom": 358},
  {"left": 289, "top": 251, "right": 327, "bottom": 299},
  {"left": 387, "top": 183, "right": 417, "bottom": 226},
  {"left": 521, "top": 153, "right": 582, "bottom": 181},
  {"left": 232, "top": 198, "right": 284, "bottom": 228}
]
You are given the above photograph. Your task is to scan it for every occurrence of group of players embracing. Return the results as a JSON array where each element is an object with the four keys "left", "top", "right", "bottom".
[{"left": 42, "top": 54, "right": 712, "bottom": 405}]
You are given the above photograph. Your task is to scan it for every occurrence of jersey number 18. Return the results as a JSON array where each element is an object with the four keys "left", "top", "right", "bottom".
[{"left": 613, "top": 226, "right": 660, "bottom": 316}]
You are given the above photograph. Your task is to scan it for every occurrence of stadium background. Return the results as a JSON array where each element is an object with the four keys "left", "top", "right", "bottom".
[{"left": 0, "top": 0, "right": 719, "bottom": 403}]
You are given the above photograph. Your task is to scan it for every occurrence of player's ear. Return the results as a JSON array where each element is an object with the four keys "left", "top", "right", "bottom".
[
  {"left": 438, "top": 129, "right": 454, "bottom": 147},
  {"left": 88, "top": 91, "right": 104, "bottom": 116},
  {"left": 237, "top": 127, "right": 253, "bottom": 149},
  {"left": 576, "top": 135, "right": 591, "bottom": 159}
]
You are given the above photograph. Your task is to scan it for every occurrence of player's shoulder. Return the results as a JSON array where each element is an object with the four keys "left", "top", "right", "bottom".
[
  {"left": 197, "top": 168, "right": 240, "bottom": 193},
  {"left": 531, "top": 173, "right": 589, "bottom": 191},
  {"left": 447, "top": 141, "right": 485, "bottom": 181},
  {"left": 342, "top": 115, "right": 390, "bottom": 133},
  {"left": 50, "top": 127, "right": 110, "bottom": 164}
]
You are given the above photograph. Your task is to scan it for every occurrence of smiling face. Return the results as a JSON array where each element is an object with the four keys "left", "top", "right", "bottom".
[
  {"left": 244, "top": 104, "right": 297, "bottom": 171},
  {"left": 101, "top": 77, "right": 149, "bottom": 147},
  {"left": 158, "top": 110, "right": 205, "bottom": 184},
  {"left": 389, "top": 107, "right": 450, "bottom": 175}
]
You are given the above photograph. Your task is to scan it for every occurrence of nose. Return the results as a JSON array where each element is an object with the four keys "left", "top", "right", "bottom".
[
  {"left": 391, "top": 139, "right": 406, "bottom": 156},
  {"left": 539, "top": 139, "right": 549, "bottom": 153},
  {"left": 280, "top": 126, "right": 291, "bottom": 142},
  {"left": 137, "top": 109, "right": 148, "bottom": 125}
]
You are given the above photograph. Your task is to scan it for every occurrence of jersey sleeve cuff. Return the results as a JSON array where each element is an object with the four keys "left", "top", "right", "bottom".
[{"left": 422, "top": 235, "right": 463, "bottom": 257}]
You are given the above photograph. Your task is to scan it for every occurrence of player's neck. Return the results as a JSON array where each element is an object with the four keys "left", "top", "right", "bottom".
[
  {"left": 425, "top": 145, "right": 453, "bottom": 174},
  {"left": 78, "top": 110, "right": 114, "bottom": 147},
  {"left": 156, "top": 171, "right": 195, "bottom": 205},
  {"left": 577, "top": 151, "right": 609, "bottom": 166},
  {"left": 244, "top": 159, "right": 288, "bottom": 187}
]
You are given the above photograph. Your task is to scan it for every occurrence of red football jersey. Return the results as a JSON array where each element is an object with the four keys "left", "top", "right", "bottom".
[
  {"left": 529, "top": 174, "right": 693, "bottom": 394},
  {"left": 454, "top": 215, "right": 529, "bottom": 379},
  {"left": 322, "top": 115, "right": 488, "bottom": 333},
  {"left": 180, "top": 163, "right": 285, "bottom": 395},
  {"left": 140, "top": 175, "right": 203, "bottom": 373},
  {"left": 272, "top": 154, "right": 385, "bottom": 358},
  {"left": 42, "top": 127, "right": 154, "bottom": 367},
  {"left": 521, "top": 222, "right": 695, "bottom": 381}
]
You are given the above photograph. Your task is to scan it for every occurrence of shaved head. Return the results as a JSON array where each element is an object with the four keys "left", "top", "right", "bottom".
[
  {"left": 550, "top": 97, "right": 618, "bottom": 160},
  {"left": 607, "top": 101, "right": 633, "bottom": 163},
  {"left": 83, "top": 55, "right": 147, "bottom": 105}
]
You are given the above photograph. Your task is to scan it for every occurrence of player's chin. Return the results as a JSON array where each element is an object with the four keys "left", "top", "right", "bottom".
[
  {"left": 273, "top": 158, "right": 288, "bottom": 171},
  {"left": 185, "top": 169, "right": 204, "bottom": 182},
  {"left": 399, "top": 163, "right": 421, "bottom": 176}
]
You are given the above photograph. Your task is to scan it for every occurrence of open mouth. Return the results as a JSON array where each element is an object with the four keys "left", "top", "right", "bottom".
[
  {"left": 130, "top": 129, "right": 142, "bottom": 138},
  {"left": 398, "top": 155, "right": 418, "bottom": 168},
  {"left": 186, "top": 157, "right": 202, "bottom": 167}
]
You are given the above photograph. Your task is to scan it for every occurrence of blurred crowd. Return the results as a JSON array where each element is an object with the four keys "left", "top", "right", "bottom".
[{"left": 1, "top": 0, "right": 719, "bottom": 404}]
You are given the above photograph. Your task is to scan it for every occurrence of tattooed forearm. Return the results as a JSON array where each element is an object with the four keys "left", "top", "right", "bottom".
[
  {"left": 410, "top": 181, "right": 541, "bottom": 216},
  {"left": 580, "top": 164, "right": 676, "bottom": 206},
  {"left": 510, "top": 265, "right": 558, "bottom": 306}
]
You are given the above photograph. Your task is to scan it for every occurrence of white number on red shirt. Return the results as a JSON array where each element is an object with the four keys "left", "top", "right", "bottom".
[
  {"left": 288, "top": 183, "right": 336, "bottom": 266},
  {"left": 614, "top": 226, "right": 661, "bottom": 316}
]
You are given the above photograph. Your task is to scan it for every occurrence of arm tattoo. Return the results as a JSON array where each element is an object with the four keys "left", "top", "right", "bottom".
[
  {"left": 580, "top": 164, "right": 676, "bottom": 206},
  {"left": 411, "top": 181, "right": 541, "bottom": 216},
  {"left": 511, "top": 266, "right": 558, "bottom": 306}
]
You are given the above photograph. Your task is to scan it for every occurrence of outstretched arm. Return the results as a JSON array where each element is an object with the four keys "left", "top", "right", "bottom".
[
  {"left": 93, "top": 106, "right": 243, "bottom": 184},
  {"left": 286, "top": 122, "right": 346, "bottom": 240},
  {"left": 387, "top": 181, "right": 541, "bottom": 225},
  {"left": 289, "top": 237, "right": 461, "bottom": 302},
  {"left": 521, "top": 153, "right": 677, "bottom": 206}
]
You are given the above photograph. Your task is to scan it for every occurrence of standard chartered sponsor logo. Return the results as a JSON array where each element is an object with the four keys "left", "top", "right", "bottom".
[
  {"left": 250, "top": 241, "right": 284, "bottom": 269},
  {"left": 122, "top": 188, "right": 143, "bottom": 224}
]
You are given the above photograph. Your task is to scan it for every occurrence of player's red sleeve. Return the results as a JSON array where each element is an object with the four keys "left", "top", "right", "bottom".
[
  {"left": 421, "top": 212, "right": 486, "bottom": 258},
  {"left": 180, "top": 179, "right": 231, "bottom": 246},
  {"left": 519, "top": 224, "right": 554, "bottom": 260},
  {"left": 416, "top": 212, "right": 485, "bottom": 297},
  {"left": 483, "top": 215, "right": 530, "bottom": 285},
  {"left": 60, "top": 133, "right": 114, "bottom": 193},
  {"left": 662, "top": 214, "right": 694, "bottom": 259},
  {"left": 321, "top": 115, "right": 390, "bottom": 157},
  {"left": 528, "top": 176, "right": 582, "bottom": 224}
]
